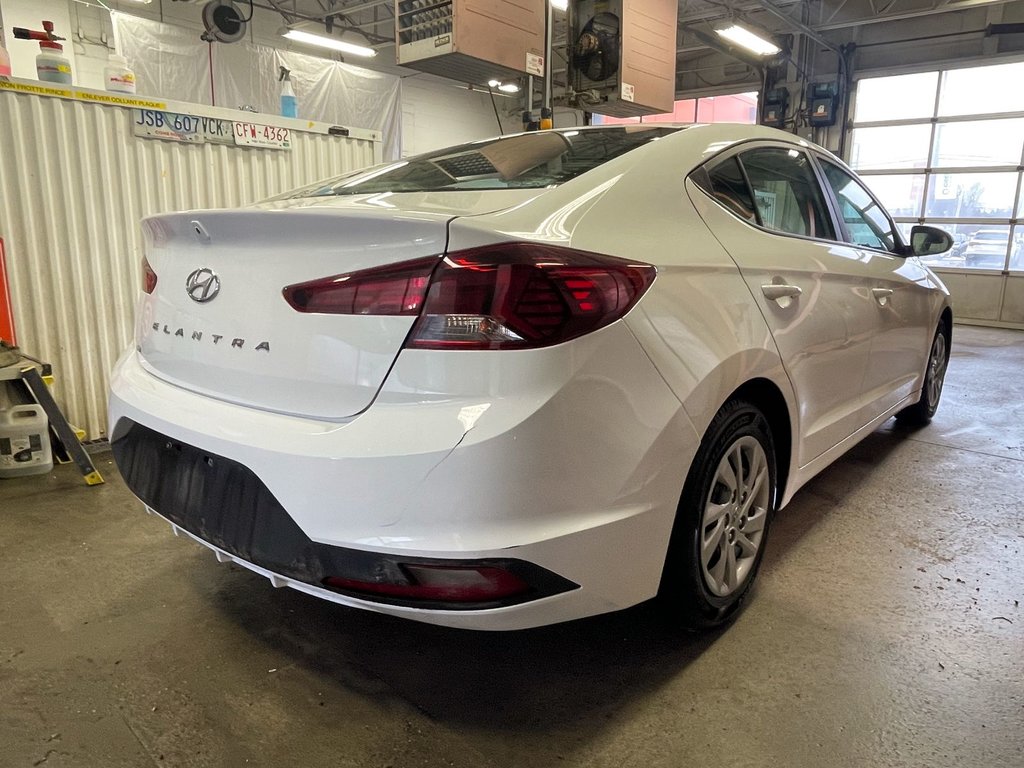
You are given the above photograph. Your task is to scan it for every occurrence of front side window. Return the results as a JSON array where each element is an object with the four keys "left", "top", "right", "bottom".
[
  {"left": 738, "top": 148, "right": 835, "bottom": 240},
  {"left": 820, "top": 161, "right": 898, "bottom": 252}
]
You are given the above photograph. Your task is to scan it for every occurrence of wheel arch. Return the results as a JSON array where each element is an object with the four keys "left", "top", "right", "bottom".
[
  {"left": 725, "top": 378, "right": 793, "bottom": 510},
  {"left": 939, "top": 306, "right": 953, "bottom": 342},
  {"left": 659, "top": 378, "right": 792, "bottom": 628}
]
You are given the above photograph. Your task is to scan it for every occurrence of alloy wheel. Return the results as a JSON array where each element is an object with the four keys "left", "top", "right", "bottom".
[
  {"left": 927, "top": 331, "right": 948, "bottom": 406},
  {"left": 700, "top": 436, "right": 770, "bottom": 597}
]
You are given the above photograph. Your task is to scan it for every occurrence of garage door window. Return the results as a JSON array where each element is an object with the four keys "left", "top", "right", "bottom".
[
  {"left": 593, "top": 92, "right": 758, "bottom": 125},
  {"left": 850, "top": 61, "right": 1024, "bottom": 271}
]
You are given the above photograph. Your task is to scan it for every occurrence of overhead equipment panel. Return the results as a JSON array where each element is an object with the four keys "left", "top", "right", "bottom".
[
  {"left": 569, "top": 0, "right": 678, "bottom": 117},
  {"left": 396, "top": 0, "right": 547, "bottom": 87}
]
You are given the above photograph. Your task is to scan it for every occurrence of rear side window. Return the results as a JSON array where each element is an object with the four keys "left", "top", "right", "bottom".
[
  {"left": 738, "top": 148, "right": 835, "bottom": 240},
  {"left": 820, "top": 161, "right": 899, "bottom": 253},
  {"left": 694, "top": 157, "right": 758, "bottom": 222}
]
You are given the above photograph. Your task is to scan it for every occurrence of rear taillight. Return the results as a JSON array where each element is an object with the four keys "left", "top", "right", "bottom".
[
  {"left": 409, "top": 243, "right": 655, "bottom": 349},
  {"left": 323, "top": 564, "right": 530, "bottom": 603},
  {"left": 281, "top": 243, "right": 654, "bottom": 349},
  {"left": 282, "top": 256, "right": 437, "bottom": 315},
  {"left": 142, "top": 257, "right": 158, "bottom": 294}
]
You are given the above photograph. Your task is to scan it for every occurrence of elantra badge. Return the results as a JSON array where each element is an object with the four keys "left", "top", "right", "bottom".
[{"left": 186, "top": 268, "right": 221, "bottom": 303}]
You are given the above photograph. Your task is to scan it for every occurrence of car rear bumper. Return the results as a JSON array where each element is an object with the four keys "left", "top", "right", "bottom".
[{"left": 108, "top": 325, "right": 698, "bottom": 629}]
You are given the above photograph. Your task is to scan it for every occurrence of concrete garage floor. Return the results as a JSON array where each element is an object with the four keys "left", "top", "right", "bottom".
[{"left": 1, "top": 326, "right": 1021, "bottom": 768}]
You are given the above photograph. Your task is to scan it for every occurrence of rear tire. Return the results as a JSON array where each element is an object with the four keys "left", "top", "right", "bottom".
[
  {"left": 660, "top": 399, "right": 777, "bottom": 630},
  {"left": 896, "top": 323, "right": 949, "bottom": 426}
]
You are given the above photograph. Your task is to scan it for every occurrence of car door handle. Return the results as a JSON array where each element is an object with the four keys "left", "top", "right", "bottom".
[
  {"left": 761, "top": 284, "right": 802, "bottom": 302},
  {"left": 872, "top": 287, "right": 894, "bottom": 305}
]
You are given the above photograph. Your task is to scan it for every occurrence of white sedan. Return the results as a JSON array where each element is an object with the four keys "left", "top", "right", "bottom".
[{"left": 109, "top": 124, "right": 953, "bottom": 631}]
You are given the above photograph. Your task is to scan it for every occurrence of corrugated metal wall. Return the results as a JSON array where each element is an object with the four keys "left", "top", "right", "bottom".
[{"left": 0, "top": 90, "right": 378, "bottom": 439}]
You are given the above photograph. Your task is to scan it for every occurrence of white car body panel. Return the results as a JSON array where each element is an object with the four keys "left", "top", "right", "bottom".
[
  {"left": 115, "top": 318, "right": 694, "bottom": 552},
  {"left": 137, "top": 190, "right": 542, "bottom": 420},
  {"left": 255, "top": 187, "right": 542, "bottom": 217},
  {"left": 447, "top": 129, "right": 795, "bottom": 439},
  {"left": 109, "top": 124, "right": 952, "bottom": 629},
  {"left": 688, "top": 183, "right": 877, "bottom": 466},
  {"left": 156, "top": 514, "right": 670, "bottom": 632},
  {"left": 856, "top": 250, "right": 937, "bottom": 417},
  {"left": 139, "top": 208, "right": 444, "bottom": 419},
  {"left": 110, "top": 316, "right": 696, "bottom": 629}
]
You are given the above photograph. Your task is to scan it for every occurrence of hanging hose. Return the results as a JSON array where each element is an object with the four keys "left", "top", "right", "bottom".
[{"left": 487, "top": 85, "right": 504, "bottom": 136}]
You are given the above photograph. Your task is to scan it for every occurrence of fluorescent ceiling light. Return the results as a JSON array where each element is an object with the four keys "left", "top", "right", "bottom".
[
  {"left": 488, "top": 79, "right": 501, "bottom": 88},
  {"left": 715, "top": 24, "right": 780, "bottom": 56},
  {"left": 282, "top": 29, "right": 377, "bottom": 58},
  {"left": 550, "top": 0, "right": 569, "bottom": 10},
  {"left": 498, "top": 83, "right": 520, "bottom": 93}
]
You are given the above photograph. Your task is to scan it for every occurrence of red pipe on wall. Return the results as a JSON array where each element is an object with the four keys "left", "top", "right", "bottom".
[{"left": 0, "top": 238, "right": 16, "bottom": 345}]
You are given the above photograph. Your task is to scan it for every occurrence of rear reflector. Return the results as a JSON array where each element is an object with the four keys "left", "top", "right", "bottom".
[
  {"left": 282, "top": 256, "right": 438, "bottom": 315},
  {"left": 407, "top": 243, "right": 655, "bottom": 349},
  {"left": 142, "top": 257, "right": 158, "bottom": 295},
  {"left": 323, "top": 564, "right": 530, "bottom": 603}
]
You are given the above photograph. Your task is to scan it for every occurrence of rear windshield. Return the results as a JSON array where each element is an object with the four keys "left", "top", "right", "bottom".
[{"left": 280, "top": 126, "right": 683, "bottom": 198}]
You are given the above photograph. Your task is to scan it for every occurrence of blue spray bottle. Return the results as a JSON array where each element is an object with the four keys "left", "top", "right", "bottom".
[{"left": 279, "top": 66, "right": 297, "bottom": 118}]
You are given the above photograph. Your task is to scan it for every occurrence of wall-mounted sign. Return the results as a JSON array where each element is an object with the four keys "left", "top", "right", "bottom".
[
  {"left": 134, "top": 109, "right": 202, "bottom": 143},
  {"left": 132, "top": 109, "right": 290, "bottom": 150},
  {"left": 133, "top": 110, "right": 233, "bottom": 145},
  {"left": 0, "top": 79, "right": 166, "bottom": 109},
  {"left": 232, "top": 121, "right": 291, "bottom": 150},
  {"left": 526, "top": 52, "right": 544, "bottom": 77}
]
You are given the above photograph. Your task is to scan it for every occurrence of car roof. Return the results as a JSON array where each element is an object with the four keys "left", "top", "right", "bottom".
[{"left": 541, "top": 122, "right": 841, "bottom": 177}]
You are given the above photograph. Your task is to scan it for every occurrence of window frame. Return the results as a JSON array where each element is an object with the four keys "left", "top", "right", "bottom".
[{"left": 689, "top": 139, "right": 908, "bottom": 257}]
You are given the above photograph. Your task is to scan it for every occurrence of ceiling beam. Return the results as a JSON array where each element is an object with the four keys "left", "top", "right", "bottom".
[
  {"left": 311, "top": 0, "right": 392, "bottom": 21},
  {"left": 757, "top": 0, "right": 842, "bottom": 54},
  {"left": 812, "top": 0, "right": 1020, "bottom": 31}
]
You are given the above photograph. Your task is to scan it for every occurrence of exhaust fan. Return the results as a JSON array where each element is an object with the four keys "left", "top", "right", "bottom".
[
  {"left": 200, "top": 0, "right": 248, "bottom": 43},
  {"left": 572, "top": 11, "right": 620, "bottom": 83},
  {"left": 568, "top": 0, "right": 677, "bottom": 117}
]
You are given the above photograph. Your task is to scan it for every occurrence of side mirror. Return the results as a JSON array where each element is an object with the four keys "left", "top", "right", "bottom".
[{"left": 910, "top": 225, "right": 953, "bottom": 257}]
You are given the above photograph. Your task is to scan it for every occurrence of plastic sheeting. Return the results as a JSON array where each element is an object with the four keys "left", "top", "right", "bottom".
[{"left": 111, "top": 12, "right": 402, "bottom": 160}]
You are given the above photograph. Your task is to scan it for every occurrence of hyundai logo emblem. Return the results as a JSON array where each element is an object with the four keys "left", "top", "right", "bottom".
[{"left": 186, "top": 268, "right": 221, "bottom": 303}]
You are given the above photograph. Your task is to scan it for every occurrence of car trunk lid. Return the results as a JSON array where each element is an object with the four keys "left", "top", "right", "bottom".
[{"left": 136, "top": 193, "right": 534, "bottom": 419}]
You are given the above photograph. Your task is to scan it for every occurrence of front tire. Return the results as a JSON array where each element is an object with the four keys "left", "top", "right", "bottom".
[
  {"left": 661, "top": 399, "right": 777, "bottom": 630},
  {"left": 896, "top": 323, "right": 949, "bottom": 425}
]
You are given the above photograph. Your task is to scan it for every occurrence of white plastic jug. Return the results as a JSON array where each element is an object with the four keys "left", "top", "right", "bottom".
[{"left": 0, "top": 405, "right": 53, "bottom": 478}]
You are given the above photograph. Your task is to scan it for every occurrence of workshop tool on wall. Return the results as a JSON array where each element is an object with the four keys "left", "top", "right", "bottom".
[
  {"left": 12, "top": 20, "right": 72, "bottom": 84},
  {"left": 11, "top": 20, "right": 65, "bottom": 43}
]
